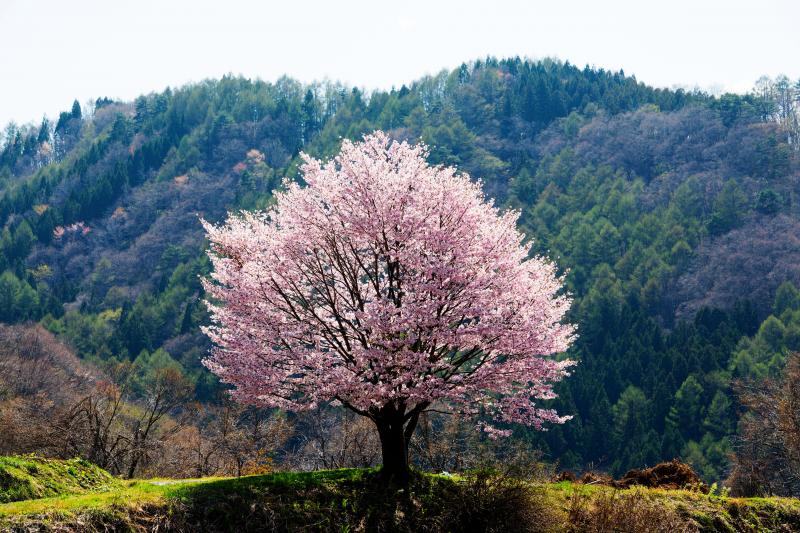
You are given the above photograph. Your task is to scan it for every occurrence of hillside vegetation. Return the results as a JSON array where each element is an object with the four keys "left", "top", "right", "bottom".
[
  {"left": 0, "top": 58, "right": 799, "bottom": 482},
  {"left": 0, "top": 456, "right": 115, "bottom": 504},
  {"left": 0, "top": 459, "right": 799, "bottom": 532}
]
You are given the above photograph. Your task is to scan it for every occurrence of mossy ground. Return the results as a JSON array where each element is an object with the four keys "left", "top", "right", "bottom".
[{"left": 1, "top": 459, "right": 800, "bottom": 532}]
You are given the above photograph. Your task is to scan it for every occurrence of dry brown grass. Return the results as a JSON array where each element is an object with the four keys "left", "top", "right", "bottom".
[{"left": 565, "top": 488, "right": 697, "bottom": 533}]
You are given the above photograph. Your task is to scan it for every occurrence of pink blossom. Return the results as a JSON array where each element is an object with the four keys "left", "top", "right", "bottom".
[
  {"left": 202, "top": 131, "right": 576, "bottom": 437},
  {"left": 53, "top": 222, "right": 89, "bottom": 240}
]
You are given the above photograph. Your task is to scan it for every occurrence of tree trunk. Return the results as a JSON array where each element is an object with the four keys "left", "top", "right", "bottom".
[{"left": 374, "top": 408, "right": 422, "bottom": 485}]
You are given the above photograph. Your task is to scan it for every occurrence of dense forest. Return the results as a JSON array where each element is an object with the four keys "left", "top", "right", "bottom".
[{"left": 1, "top": 58, "right": 798, "bottom": 484}]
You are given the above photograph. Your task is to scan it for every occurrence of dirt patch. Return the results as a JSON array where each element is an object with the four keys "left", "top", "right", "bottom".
[
  {"left": 554, "top": 470, "right": 614, "bottom": 485},
  {"left": 553, "top": 471, "right": 577, "bottom": 483},
  {"left": 614, "top": 460, "right": 708, "bottom": 493},
  {"left": 558, "top": 460, "right": 708, "bottom": 493},
  {"left": 580, "top": 471, "right": 614, "bottom": 486}
]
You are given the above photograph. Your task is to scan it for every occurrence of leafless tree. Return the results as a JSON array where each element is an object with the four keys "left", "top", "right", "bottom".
[
  {"left": 729, "top": 353, "right": 800, "bottom": 495},
  {"left": 287, "top": 407, "right": 380, "bottom": 471}
]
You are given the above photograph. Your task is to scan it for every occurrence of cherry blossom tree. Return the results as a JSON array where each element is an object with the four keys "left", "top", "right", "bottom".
[{"left": 202, "top": 132, "right": 575, "bottom": 481}]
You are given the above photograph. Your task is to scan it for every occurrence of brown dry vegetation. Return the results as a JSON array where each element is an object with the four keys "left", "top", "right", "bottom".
[
  {"left": 0, "top": 324, "right": 292, "bottom": 479},
  {"left": 728, "top": 353, "right": 800, "bottom": 496},
  {"left": 555, "top": 460, "right": 707, "bottom": 493}
]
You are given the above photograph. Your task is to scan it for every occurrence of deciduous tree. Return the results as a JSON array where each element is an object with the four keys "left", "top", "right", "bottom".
[{"left": 202, "top": 132, "right": 575, "bottom": 481}]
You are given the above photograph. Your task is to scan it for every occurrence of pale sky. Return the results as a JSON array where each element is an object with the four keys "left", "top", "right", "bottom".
[{"left": 1, "top": 0, "right": 799, "bottom": 128}]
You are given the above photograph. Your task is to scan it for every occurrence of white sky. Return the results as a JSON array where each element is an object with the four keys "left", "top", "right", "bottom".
[{"left": 1, "top": 0, "right": 799, "bottom": 128}]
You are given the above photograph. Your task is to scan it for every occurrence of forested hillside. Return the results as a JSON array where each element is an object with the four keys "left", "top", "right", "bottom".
[{"left": 0, "top": 58, "right": 798, "bottom": 482}]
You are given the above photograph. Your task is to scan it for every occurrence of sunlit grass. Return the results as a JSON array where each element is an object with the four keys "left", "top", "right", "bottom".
[
  {"left": 2, "top": 464, "right": 800, "bottom": 531},
  {"left": 0, "top": 480, "right": 169, "bottom": 516},
  {"left": 0, "top": 468, "right": 371, "bottom": 517},
  {"left": 0, "top": 455, "right": 116, "bottom": 504}
]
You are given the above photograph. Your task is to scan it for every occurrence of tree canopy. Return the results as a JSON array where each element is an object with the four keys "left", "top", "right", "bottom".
[{"left": 202, "top": 132, "right": 575, "bottom": 479}]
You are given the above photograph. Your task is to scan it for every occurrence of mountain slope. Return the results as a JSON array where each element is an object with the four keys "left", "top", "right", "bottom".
[{"left": 0, "top": 58, "right": 797, "bottom": 479}]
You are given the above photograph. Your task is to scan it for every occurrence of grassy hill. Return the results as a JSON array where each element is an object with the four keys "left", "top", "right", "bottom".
[
  {"left": 0, "top": 456, "right": 115, "bottom": 504},
  {"left": 1, "top": 457, "right": 799, "bottom": 532}
]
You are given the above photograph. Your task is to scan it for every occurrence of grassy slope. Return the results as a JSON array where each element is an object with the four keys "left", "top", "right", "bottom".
[
  {"left": 0, "top": 456, "right": 115, "bottom": 504},
  {"left": 1, "top": 463, "right": 800, "bottom": 532}
]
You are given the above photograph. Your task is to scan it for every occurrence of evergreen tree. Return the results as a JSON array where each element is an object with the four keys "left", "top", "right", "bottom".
[
  {"left": 70, "top": 99, "right": 82, "bottom": 120},
  {"left": 708, "top": 180, "right": 748, "bottom": 235}
]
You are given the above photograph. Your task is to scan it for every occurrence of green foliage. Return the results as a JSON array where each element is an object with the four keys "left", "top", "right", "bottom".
[
  {"left": 774, "top": 281, "right": 800, "bottom": 316},
  {"left": 610, "top": 387, "right": 660, "bottom": 474},
  {"left": 731, "top": 282, "right": 800, "bottom": 381},
  {"left": 708, "top": 180, "right": 748, "bottom": 236},
  {"left": 0, "top": 271, "right": 39, "bottom": 322},
  {"left": 42, "top": 308, "right": 121, "bottom": 361},
  {"left": 756, "top": 188, "right": 782, "bottom": 214},
  {"left": 130, "top": 348, "right": 185, "bottom": 396},
  {"left": 673, "top": 376, "right": 705, "bottom": 438}
]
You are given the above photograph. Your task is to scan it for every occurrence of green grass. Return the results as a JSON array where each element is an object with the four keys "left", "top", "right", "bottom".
[
  {"left": 0, "top": 467, "right": 463, "bottom": 531},
  {"left": 0, "top": 480, "right": 168, "bottom": 516},
  {"left": 0, "top": 455, "right": 116, "bottom": 504},
  {"left": 0, "top": 468, "right": 373, "bottom": 517},
  {"left": 2, "top": 461, "right": 800, "bottom": 531}
]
